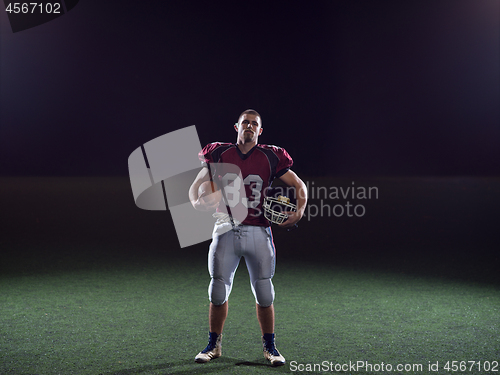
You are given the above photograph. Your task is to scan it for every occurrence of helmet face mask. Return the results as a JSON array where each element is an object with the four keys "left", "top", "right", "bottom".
[{"left": 263, "top": 194, "right": 297, "bottom": 225}]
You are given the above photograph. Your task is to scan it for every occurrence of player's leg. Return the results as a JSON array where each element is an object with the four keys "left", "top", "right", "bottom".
[
  {"left": 208, "top": 228, "right": 240, "bottom": 315},
  {"left": 209, "top": 301, "right": 228, "bottom": 334},
  {"left": 244, "top": 226, "right": 285, "bottom": 366},
  {"left": 256, "top": 302, "right": 274, "bottom": 335},
  {"left": 245, "top": 227, "right": 276, "bottom": 308},
  {"left": 195, "top": 229, "right": 240, "bottom": 363}
]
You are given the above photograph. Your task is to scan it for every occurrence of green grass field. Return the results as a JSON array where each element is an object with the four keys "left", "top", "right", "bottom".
[{"left": 2, "top": 253, "right": 499, "bottom": 375}]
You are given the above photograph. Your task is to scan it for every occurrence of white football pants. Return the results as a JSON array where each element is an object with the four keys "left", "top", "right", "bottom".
[{"left": 208, "top": 224, "right": 276, "bottom": 307}]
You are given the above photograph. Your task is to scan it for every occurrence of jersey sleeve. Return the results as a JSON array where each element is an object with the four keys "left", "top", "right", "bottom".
[
  {"left": 198, "top": 142, "right": 221, "bottom": 167},
  {"left": 274, "top": 146, "right": 293, "bottom": 178}
]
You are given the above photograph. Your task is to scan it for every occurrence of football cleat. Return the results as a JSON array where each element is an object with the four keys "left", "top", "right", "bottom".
[
  {"left": 262, "top": 335, "right": 286, "bottom": 366},
  {"left": 195, "top": 332, "right": 222, "bottom": 363}
]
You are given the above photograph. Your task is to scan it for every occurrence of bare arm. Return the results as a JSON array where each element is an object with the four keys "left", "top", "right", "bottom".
[
  {"left": 189, "top": 167, "right": 219, "bottom": 211},
  {"left": 276, "top": 170, "right": 308, "bottom": 228}
]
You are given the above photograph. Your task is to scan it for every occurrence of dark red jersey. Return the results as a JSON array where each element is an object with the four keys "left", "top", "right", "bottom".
[{"left": 199, "top": 143, "right": 293, "bottom": 226}]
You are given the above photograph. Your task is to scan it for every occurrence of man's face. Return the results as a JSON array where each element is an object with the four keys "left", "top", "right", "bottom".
[{"left": 234, "top": 114, "right": 262, "bottom": 143}]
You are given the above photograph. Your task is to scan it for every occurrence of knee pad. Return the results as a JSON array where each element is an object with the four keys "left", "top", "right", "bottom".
[
  {"left": 251, "top": 278, "right": 275, "bottom": 307},
  {"left": 209, "top": 278, "right": 231, "bottom": 305}
]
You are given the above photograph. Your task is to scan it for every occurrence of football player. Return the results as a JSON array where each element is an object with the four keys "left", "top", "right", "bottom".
[{"left": 188, "top": 109, "right": 307, "bottom": 366}]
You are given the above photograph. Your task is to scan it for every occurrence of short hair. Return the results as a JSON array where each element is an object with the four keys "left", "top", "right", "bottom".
[{"left": 238, "top": 109, "right": 262, "bottom": 126}]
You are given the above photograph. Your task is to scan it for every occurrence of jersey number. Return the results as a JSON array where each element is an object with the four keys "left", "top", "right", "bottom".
[{"left": 221, "top": 173, "right": 263, "bottom": 209}]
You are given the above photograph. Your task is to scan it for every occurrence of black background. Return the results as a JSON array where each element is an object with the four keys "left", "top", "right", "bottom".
[{"left": 1, "top": 0, "right": 499, "bottom": 177}]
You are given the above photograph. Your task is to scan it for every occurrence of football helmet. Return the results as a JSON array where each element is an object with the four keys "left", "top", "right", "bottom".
[{"left": 263, "top": 188, "right": 297, "bottom": 224}]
